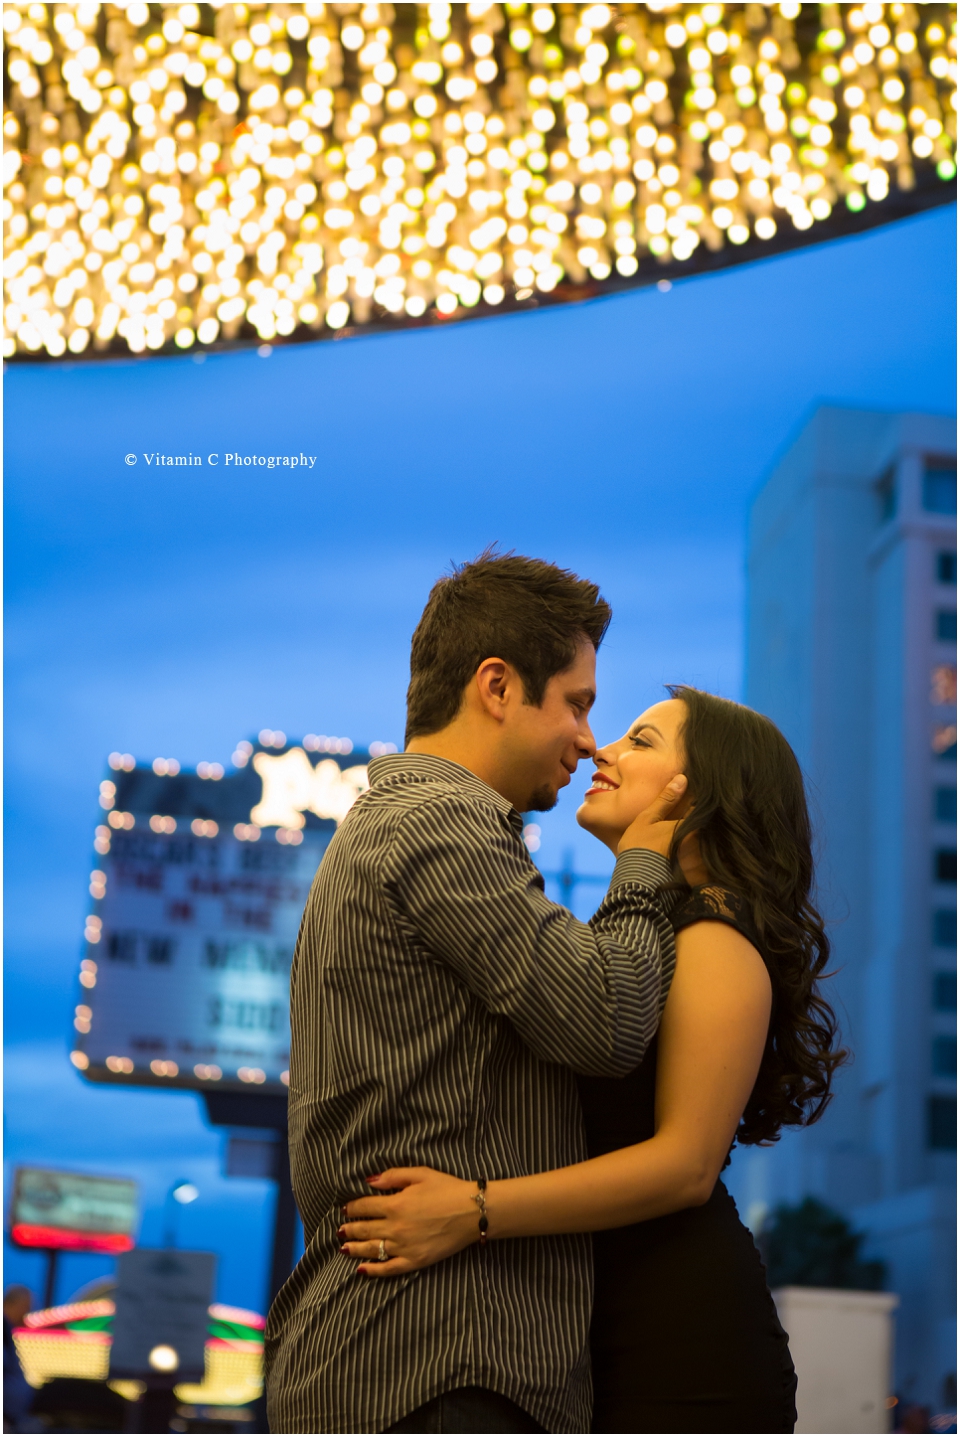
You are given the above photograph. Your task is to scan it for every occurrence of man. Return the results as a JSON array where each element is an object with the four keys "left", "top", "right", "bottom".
[{"left": 265, "top": 551, "right": 685, "bottom": 1434}]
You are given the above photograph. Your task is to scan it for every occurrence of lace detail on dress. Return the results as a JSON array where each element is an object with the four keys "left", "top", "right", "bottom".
[
  {"left": 696, "top": 886, "right": 740, "bottom": 920},
  {"left": 672, "top": 885, "right": 757, "bottom": 946}
]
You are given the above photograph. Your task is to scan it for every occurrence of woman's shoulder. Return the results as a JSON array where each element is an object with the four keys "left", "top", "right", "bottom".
[{"left": 672, "top": 885, "right": 759, "bottom": 948}]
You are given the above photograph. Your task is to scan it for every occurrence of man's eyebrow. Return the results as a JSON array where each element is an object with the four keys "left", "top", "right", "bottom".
[{"left": 567, "top": 686, "right": 596, "bottom": 706}]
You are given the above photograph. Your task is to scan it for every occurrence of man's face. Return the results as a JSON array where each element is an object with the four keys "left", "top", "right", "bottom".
[
  {"left": 3, "top": 1290, "right": 32, "bottom": 1327},
  {"left": 504, "top": 640, "right": 598, "bottom": 812}
]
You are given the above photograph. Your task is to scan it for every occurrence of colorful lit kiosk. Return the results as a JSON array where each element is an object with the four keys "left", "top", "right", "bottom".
[{"left": 14, "top": 1295, "right": 266, "bottom": 1415}]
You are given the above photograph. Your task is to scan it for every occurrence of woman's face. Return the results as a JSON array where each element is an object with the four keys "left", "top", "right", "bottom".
[{"left": 577, "top": 698, "right": 687, "bottom": 846}]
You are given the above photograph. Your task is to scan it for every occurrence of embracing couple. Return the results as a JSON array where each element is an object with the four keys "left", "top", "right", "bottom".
[{"left": 265, "top": 552, "right": 845, "bottom": 1435}]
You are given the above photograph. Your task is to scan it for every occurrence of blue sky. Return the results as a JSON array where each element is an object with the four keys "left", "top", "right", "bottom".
[{"left": 4, "top": 203, "right": 956, "bottom": 1314}]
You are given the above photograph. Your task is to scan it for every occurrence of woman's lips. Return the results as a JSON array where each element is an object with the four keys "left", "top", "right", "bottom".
[{"left": 585, "top": 775, "right": 619, "bottom": 795}]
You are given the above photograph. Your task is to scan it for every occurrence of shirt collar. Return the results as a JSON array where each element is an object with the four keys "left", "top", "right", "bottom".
[{"left": 367, "top": 752, "right": 523, "bottom": 832}]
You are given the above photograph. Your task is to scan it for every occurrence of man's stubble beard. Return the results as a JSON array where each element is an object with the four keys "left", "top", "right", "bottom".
[{"left": 524, "top": 783, "right": 559, "bottom": 813}]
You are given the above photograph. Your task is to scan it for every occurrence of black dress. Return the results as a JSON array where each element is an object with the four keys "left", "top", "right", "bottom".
[{"left": 576, "top": 886, "right": 798, "bottom": 1434}]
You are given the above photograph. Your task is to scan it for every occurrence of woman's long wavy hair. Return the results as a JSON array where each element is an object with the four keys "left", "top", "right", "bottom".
[{"left": 666, "top": 685, "right": 847, "bottom": 1146}]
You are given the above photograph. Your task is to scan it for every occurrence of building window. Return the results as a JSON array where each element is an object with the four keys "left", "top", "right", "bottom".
[
  {"left": 935, "top": 849, "right": 957, "bottom": 884},
  {"left": 934, "top": 909, "right": 957, "bottom": 947},
  {"left": 933, "top": 1036, "right": 958, "bottom": 1077},
  {"left": 923, "top": 459, "right": 957, "bottom": 515},
  {"left": 936, "top": 610, "right": 958, "bottom": 643},
  {"left": 928, "top": 1095, "right": 957, "bottom": 1149},
  {"left": 937, "top": 550, "right": 958, "bottom": 584},
  {"left": 935, "top": 786, "right": 958, "bottom": 822},
  {"left": 934, "top": 972, "right": 957, "bottom": 1011}
]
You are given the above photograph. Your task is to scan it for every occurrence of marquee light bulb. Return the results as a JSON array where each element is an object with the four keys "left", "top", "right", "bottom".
[
  {"left": 148, "top": 1345, "right": 179, "bottom": 1372},
  {"left": 2, "top": 3, "right": 954, "bottom": 360}
]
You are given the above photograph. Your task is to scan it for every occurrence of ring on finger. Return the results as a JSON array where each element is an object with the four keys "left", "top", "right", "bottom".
[{"left": 378, "top": 1239, "right": 388, "bottom": 1262}]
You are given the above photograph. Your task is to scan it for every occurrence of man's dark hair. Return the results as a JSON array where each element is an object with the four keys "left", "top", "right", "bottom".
[{"left": 405, "top": 548, "right": 611, "bottom": 744}]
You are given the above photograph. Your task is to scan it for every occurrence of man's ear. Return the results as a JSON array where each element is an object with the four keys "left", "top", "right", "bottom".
[{"left": 473, "top": 657, "right": 510, "bottom": 722}]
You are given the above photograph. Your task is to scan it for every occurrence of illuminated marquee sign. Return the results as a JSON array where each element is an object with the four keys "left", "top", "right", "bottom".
[
  {"left": 10, "top": 1167, "right": 139, "bottom": 1254},
  {"left": 70, "top": 735, "right": 390, "bottom": 1096},
  {"left": 250, "top": 748, "right": 369, "bottom": 829}
]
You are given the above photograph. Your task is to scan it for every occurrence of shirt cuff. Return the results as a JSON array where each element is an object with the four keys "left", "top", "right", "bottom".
[{"left": 608, "top": 848, "right": 673, "bottom": 894}]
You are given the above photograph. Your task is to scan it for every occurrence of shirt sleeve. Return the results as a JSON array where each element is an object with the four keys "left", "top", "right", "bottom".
[{"left": 383, "top": 792, "right": 678, "bottom": 1077}]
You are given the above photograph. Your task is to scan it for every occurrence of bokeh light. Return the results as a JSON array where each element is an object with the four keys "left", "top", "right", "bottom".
[{"left": 3, "top": 2, "right": 955, "bottom": 358}]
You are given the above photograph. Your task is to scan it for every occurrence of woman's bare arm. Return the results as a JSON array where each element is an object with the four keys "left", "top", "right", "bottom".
[{"left": 341, "top": 921, "right": 772, "bottom": 1273}]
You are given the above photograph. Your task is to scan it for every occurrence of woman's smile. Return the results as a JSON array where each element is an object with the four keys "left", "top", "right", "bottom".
[{"left": 584, "top": 772, "right": 620, "bottom": 795}]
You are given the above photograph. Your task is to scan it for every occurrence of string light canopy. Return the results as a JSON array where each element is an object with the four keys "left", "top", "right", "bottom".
[{"left": 3, "top": 2, "right": 956, "bottom": 359}]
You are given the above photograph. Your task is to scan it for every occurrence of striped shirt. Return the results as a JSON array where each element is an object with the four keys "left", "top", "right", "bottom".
[{"left": 264, "top": 752, "right": 676, "bottom": 1434}]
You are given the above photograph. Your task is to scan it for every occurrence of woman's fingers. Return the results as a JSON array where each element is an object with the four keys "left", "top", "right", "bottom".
[
  {"left": 343, "top": 1196, "right": 390, "bottom": 1220},
  {"left": 367, "top": 1167, "right": 429, "bottom": 1189},
  {"left": 340, "top": 1239, "right": 385, "bottom": 1260},
  {"left": 342, "top": 1167, "right": 433, "bottom": 1219},
  {"left": 617, "top": 774, "right": 688, "bottom": 857},
  {"left": 340, "top": 1237, "right": 412, "bottom": 1277},
  {"left": 339, "top": 1219, "right": 383, "bottom": 1242},
  {"left": 356, "top": 1257, "right": 411, "bottom": 1277},
  {"left": 338, "top": 1169, "right": 480, "bottom": 1278}
]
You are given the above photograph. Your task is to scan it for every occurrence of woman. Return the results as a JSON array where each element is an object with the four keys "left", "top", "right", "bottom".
[{"left": 340, "top": 687, "right": 846, "bottom": 1434}]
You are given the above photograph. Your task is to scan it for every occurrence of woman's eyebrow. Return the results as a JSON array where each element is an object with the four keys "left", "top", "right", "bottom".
[{"left": 631, "top": 723, "right": 664, "bottom": 738}]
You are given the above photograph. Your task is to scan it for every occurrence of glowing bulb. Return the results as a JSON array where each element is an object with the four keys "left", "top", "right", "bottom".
[
  {"left": 149, "top": 1346, "right": 179, "bottom": 1373},
  {"left": 0, "top": 0, "right": 949, "bottom": 359}
]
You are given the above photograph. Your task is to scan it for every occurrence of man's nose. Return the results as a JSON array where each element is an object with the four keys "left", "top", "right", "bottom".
[{"left": 577, "top": 721, "right": 597, "bottom": 758}]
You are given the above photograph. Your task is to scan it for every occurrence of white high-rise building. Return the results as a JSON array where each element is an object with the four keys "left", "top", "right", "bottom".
[{"left": 729, "top": 405, "right": 956, "bottom": 1409}]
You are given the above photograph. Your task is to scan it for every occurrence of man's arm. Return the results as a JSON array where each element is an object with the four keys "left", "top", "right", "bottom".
[{"left": 383, "top": 790, "right": 678, "bottom": 1077}]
